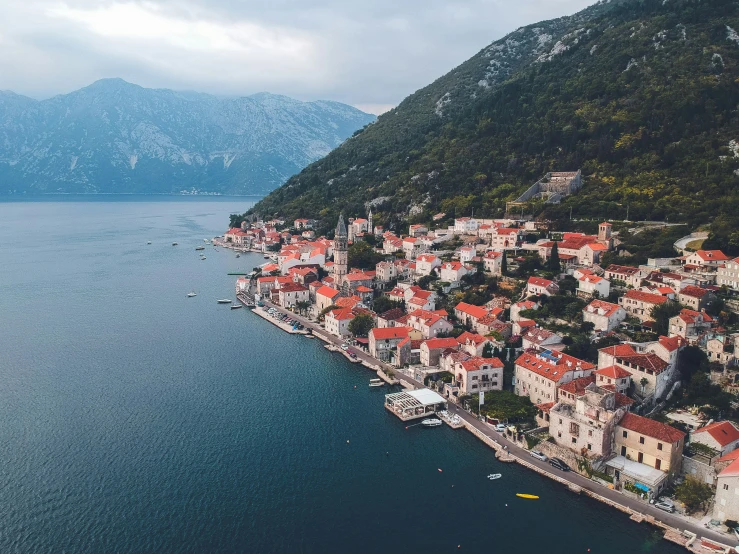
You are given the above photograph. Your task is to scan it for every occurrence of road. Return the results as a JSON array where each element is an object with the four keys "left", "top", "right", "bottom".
[
  {"left": 674, "top": 231, "right": 709, "bottom": 254},
  {"left": 257, "top": 296, "right": 733, "bottom": 547}
]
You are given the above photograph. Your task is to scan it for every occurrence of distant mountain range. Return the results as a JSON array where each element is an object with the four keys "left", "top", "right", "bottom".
[
  {"left": 248, "top": 0, "right": 739, "bottom": 252},
  {"left": 0, "top": 79, "right": 375, "bottom": 195}
]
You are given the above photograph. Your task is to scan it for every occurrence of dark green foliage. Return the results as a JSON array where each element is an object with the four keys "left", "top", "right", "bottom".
[
  {"left": 246, "top": 0, "right": 739, "bottom": 249},
  {"left": 470, "top": 390, "right": 537, "bottom": 423},
  {"left": 348, "top": 313, "right": 374, "bottom": 337},
  {"left": 650, "top": 301, "right": 684, "bottom": 336},
  {"left": 548, "top": 242, "right": 561, "bottom": 273},
  {"left": 675, "top": 477, "right": 714, "bottom": 514},
  {"left": 347, "top": 241, "right": 383, "bottom": 269},
  {"left": 372, "top": 296, "right": 403, "bottom": 314}
]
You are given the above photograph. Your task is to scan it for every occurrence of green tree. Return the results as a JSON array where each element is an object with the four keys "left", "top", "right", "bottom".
[
  {"left": 347, "top": 241, "right": 383, "bottom": 269},
  {"left": 372, "top": 296, "right": 403, "bottom": 314},
  {"left": 319, "top": 304, "right": 339, "bottom": 321},
  {"left": 501, "top": 253, "right": 507, "bottom": 276},
  {"left": 650, "top": 301, "right": 683, "bottom": 336},
  {"left": 674, "top": 477, "right": 713, "bottom": 514},
  {"left": 548, "top": 241, "right": 561, "bottom": 273},
  {"left": 348, "top": 313, "right": 374, "bottom": 337},
  {"left": 470, "top": 390, "right": 536, "bottom": 423},
  {"left": 296, "top": 301, "right": 311, "bottom": 316}
]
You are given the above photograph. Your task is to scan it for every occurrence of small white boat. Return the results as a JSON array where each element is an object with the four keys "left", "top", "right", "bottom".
[
  {"left": 203, "top": 239, "right": 209, "bottom": 243},
  {"left": 172, "top": 242, "right": 178, "bottom": 246},
  {"left": 187, "top": 292, "right": 197, "bottom": 297},
  {"left": 488, "top": 473, "right": 502, "bottom": 480},
  {"left": 147, "top": 241, "right": 152, "bottom": 245},
  {"left": 422, "top": 418, "right": 442, "bottom": 427},
  {"left": 230, "top": 304, "right": 243, "bottom": 310},
  {"left": 369, "top": 378, "right": 384, "bottom": 388},
  {"left": 217, "top": 299, "right": 231, "bottom": 304},
  {"left": 200, "top": 256, "right": 207, "bottom": 260},
  {"left": 195, "top": 246, "right": 205, "bottom": 251},
  {"left": 236, "top": 254, "right": 240, "bottom": 258}
]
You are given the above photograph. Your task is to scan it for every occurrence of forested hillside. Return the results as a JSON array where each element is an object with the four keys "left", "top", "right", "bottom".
[{"left": 248, "top": 0, "right": 739, "bottom": 252}]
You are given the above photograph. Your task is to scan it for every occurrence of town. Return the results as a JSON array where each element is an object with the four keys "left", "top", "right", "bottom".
[{"left": 220, "top": 183, "right": 739, "bottom": 551}]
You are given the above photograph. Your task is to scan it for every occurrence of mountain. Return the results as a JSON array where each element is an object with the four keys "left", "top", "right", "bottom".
[
  {"left": 0, "top": 79, "right": 375, "bottom": 195},
  {"left": 248, "top": 0, "right": 739, "bottom": 251}
]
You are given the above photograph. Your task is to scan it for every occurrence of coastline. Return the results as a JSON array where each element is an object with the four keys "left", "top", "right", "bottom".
[{"left": 250, "top": 295, "right": 736, "bottom": 554}]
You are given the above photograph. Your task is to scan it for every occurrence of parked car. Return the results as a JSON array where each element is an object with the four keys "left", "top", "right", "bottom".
[
  {"left": 654, "top": 501, "right": 675, "bottom": 513},
  {"left": 341, "top": 344, "right": 349, "bottom": 351},
  {"left": 495, "top": 424, "right": 506, "bottom": 433},
  {"left": 549, "top": 458, "right": 570, "bottom": 472},
  {"left": 529, "top": 450, "right": 548, "bottom": 462}
]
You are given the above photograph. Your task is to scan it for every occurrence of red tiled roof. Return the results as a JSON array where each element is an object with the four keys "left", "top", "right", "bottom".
[
  {"left": 658, "top": 335, "right": 686, "bottom": 352},
  {"left": 558, "top": 374, "right": 596, "bottom": 396},
  {"left": 379, "top": 308, "right": 405, "bottom": 321},
  {"left": 618, "top": 413, "right": 685, "bottom": 443},
  {"left": 515, "top": 351, "right": 594, "bottom": 383},
  {"left": 327, "top": 308, "right": 355, "bottom": 321},
  {"left": 694, "top": 421, "right": 739, "bottom": 447},
  {"left": 455, "top": 302, "right": 488, "bottom": 320},
  {"left": 316, "top": 286, "right": 340, "bottom": 299},
  {"left": 457, "top": 331, "right": 488, "bottom": 345},
  {"left": 536, "top": 402, "right": 555, "bottom": 413},
  {"left": 355, "top": 286, "right": 373, "bottom": 293},
  {"left": 528, "top": 276, "right": 554, "bottom": 288},
  {"left": 584, "top": 299, "right": 622, "bottom": 317},
  {"left": 599, "top": 344, "right": 638, "bottom": 357},
  {"left": 423, "top": 337, "right": 460, "bottom": 350},
  {"left": 459, "top": 356, "right": 504, "bottom": 372},
  {"left": 595, "top": 365, "right": 632, "bottom": 379},
  {"left": 622, "top": 290, "right": 669, "bottom": 304},
  {"left": 616, "top": 352, "right": 669, "bottom": 373},
  {"left": 694, "top": 250, "right": 730, "bottom": 262},
  {"left": 680, "top": 285, "right": 710, "bottom": 299},
  {"left": 605, "top": 264, "right": 641, "bottom": 276},
  {"left": 370, "top": 327, "right": 410, "bottom": 340}
]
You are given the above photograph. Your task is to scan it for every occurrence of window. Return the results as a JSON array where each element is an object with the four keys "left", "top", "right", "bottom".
[
  {"left": 639, "top": 436, "right": 645, "bottom": 445},
  {"left": 724, "top": 484, "right": 730, "bottom": 491},
  {"left": 559, "top": 419, "right": 563, "bottom": 424},
  {"left": 623, "top": 431, "right": 628, "bottom": 438},
  {"left": 621, "top": 446, "right": 627, "bottom": 456},
  {"left": 588, "top": 430, "right": 593, "bottom": 437},
  {"left": 655, "top": 459, "right": 661, "bottom": 471},
  {"left": 557, "top": 432, "right": 562, "bottom": 438},
  {"left": 657, "top": 443, "right": 662, "bottom": 451},
  {"left": 572, "top": 437, "right": 577, "bottom": 444},
  {"left": 587, "top": 444, "right": 592, "bottom": 451},
  {"left": 637, "top": 452, "right": 643, "bottom": 464}
]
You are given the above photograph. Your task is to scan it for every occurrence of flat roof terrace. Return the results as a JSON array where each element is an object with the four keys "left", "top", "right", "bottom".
[{"left": 385, "top": 389, "right": 447, "bottom": 421}]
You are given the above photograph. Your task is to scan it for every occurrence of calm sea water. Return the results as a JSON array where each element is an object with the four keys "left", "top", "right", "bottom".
[{"left": 0, "top": 197, "right": 682, "bottom": 553}]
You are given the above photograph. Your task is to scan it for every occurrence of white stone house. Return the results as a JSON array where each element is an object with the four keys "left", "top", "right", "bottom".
[
  {"left": 325, "top": 308, "right": 355, "bottom": 338},
  {"left": 582, "top": 299, "right": 626, "bottom": 332}
]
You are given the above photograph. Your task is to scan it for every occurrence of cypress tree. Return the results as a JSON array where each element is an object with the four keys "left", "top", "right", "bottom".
[
  {"left": 549, "top": 241, "right": 561, "bottom": 273},
  {"left": 501, "top": 252, "right": 507, "bottom": 276}
]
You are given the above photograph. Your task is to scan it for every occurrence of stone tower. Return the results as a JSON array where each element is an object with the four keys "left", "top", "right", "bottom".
[
  {"left": 368, "top": 209, "right": 374, "bottom": 235},
  {"left": 334, "top": 214, "right": 348, "bottom": 284},
  {"left": 598, "top": 222, "right": 612, "bottom": 243}
]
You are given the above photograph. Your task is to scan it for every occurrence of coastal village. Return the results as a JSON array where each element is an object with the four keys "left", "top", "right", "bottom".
[{"left": 219, "top": 172, "right": 739, "bottom": 552}]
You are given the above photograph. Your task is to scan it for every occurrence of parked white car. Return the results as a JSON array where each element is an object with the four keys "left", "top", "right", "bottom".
[{"left": 529, "top": 450, "right": 548, "bottom": 462}]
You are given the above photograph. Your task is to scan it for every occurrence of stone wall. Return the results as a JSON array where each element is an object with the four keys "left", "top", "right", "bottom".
[{"left": 683, "top": 455, "right": 717, "bottom": 485}]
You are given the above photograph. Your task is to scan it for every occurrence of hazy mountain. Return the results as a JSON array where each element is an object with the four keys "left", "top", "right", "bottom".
[
  {"left": 248, "top": 0, "right": 739, "bottom": 250},
  {"left": 0, "top": 78, "right": 375, "bottom": 195}
]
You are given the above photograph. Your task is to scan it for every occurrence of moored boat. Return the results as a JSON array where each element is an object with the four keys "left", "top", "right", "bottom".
[
  {"left": 488, "top": 473, "right": 502, "bottom": 480},
  {"left": 230, "top": 304, "right": 243, "bottom": 310},
  {"left": 172, "top": 242, "right": 178, "bottom": 246},
  {"left": 217, "top": 299, "right": 232, "bottom": 304},
  {"left": 187, "top": 292, "right": 197, "bottom": 297},
  {"left": 421, "top": 418, "right": 442, "bottom": 427},
  {"left": 516, "top": 494, "right": 539, "bottom": 499},
  {"left": 369, "top": 378, "right": 384, "bottom": 388},
  {"left": 195, "top": 246, "right": 205, "bottom": 251}
]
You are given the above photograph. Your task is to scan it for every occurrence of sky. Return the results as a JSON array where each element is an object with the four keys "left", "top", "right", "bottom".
[{"left": 0, "top": 0, "right": 595, "bottom": 114}]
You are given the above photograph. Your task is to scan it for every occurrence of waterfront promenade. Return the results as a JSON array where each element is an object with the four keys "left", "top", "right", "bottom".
[{"left": 256, "top": 296, "right": 734, "bottom": 549}]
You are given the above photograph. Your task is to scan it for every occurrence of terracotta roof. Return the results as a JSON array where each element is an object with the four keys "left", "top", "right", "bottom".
[
  {"left": 316, "top": 286, "right": 341, "bottom": 299},
  {"left": 523, "top": 328, "right": 561, "bottom": 345},
  {"left": 658, "top": 335, "right": 686, "bottom": 352},
  {"left": 327, "top": 308, "right": 355, "bottom": 321},
  {"left": 515, "top": 351, "right": 594, "bottom": 383},
  {"left": 484, "top": 251, "right": 502, "bottom": 259},
  {"left": 279, "top": 283, "right": 308, "bottom": 293},
  {"left": 584, "top": 299, "right": 622, "bottom": 318},
  {"left": 694, "top": 421, "right": 739, "bottom": 447},
  {"left": 528, "top": 276, "right": 555, "bottom": 288},
  {"left": 455, "top": 302, "right": 488, "bottom": 320},
  {"left": 680, "top": 285, "right": 710, "bottom": 299},
  {"left": 536, "top": 402, "right": 555, "bottom": 413},
  {"left": 423, "top": 337, "right": 460, "bottom": 350},
  {"left": 595, "top": 365, "right": 632, "bottom": 379},
  {"left": 558, "top": 374, "right": 596, "bottom": 397},
  {"left": 457, "top": 331, "right": 488, "bottom": 345},
  {"left": 459, "top": 356, "right": 504, "bottom": 372},
  {"left": 355, "top": 286, "right": 373, "bottom": 293},
  {"left": 599, "top": 343, "right": 638, "bottom": 358},
  {"left": 605, "top": 264, "right": 641, "bottom": 276},
  {"left": 336, "top": 297, "right": 361, "bottom": 309},
  {"left": 618, "top": 413, "right": 685, "bottom": 443},
  {"left": 622, "top": 290, "right": 669, "bottom": 305},
  {"left": 370, "top": 327, "right": 410, "bottom": 340},
  {"left": 718, "top": 457, "right": 739, "bottom": 478},
  {"left": 694, "top": 250, "right": 730, "bottom": 262},
  {"left": 379, "top": 308, "right": 405, "bottom": 321}
]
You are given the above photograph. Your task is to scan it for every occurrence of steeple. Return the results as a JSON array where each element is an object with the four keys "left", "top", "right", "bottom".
[
  {"left": 336, "top": 214, "right": 347, "bottom": 238},
  {"left": 368, "top": 209, "right": 373, "bottom": 235}
]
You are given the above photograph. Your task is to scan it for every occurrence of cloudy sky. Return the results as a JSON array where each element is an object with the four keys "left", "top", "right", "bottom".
[{"left": 0, "top": 0, "right": 594, "bottom": 114}]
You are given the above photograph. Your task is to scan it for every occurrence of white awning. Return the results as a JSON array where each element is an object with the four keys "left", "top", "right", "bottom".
[{"left": 605, "top": 456, "right": 668, "bottom": 488}]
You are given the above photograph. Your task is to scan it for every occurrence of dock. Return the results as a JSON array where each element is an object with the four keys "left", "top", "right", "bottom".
[
  {"left": 250, "top": 307, "right": 308, "bottom": 334},
  {"left": 437, "top": 410, "right": 465, "bottom": 429}
]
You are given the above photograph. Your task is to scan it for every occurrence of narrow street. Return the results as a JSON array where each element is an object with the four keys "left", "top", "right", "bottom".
[{"left": 258, "top": 297, "right": 734, "bottom": 547}]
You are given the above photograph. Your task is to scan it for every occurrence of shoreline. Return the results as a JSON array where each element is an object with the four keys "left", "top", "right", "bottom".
[{"left": 245, "top": 295, "right": 736, "bottom": 553}]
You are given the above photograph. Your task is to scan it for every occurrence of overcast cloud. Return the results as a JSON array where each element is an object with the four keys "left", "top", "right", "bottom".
[{"left": 0, "top": 0, "right": 594, "bottom": 113}]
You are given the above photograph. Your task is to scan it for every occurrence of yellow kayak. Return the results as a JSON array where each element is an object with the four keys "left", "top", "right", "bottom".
[{"left": 516, "top": 494, "right": 539, "bottom": 499}]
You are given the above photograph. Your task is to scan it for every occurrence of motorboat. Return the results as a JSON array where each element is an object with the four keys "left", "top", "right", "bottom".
[
  {"left": 421, "top": 418, "right": 442, "bottom": 427},
  {"left": 187, "top": 292, "right": 197, "bottom": 297},
  {"left": 217, "top": 299, "right": 232, "bottom": 304},
  {"left": 200, "top": 256, "right": 207, "bottom": 260},
  {"left": 172, "top": 242, "right": 178, "bottom": 246},
  {"left": 147, "top": 241, "right": 152, "bottom": 245},
  {"left": 487, "top": 474, "right": 502, "bottom": 480},
  {"left": 230, "top": 304, "right": 243, "bottom": 310},
  {"left": 195, "top": 246, "right": 205, "bottom": 251},
  {"left": 236, "top": 254, "right": 240, "bottom": 258},
  {"left": 203, "top": 239, "right": 209, "bottom": 243},
  {"left": 369, "top": 378, "right": 384, "bottom": 388},
  {"left": 516, "top": 494, "right": 539, "bottom": 500}
]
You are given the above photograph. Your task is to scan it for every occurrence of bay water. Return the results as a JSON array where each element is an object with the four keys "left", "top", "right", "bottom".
[{"left": 0, "top": 197, "right": 682, "bottom": 553}]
